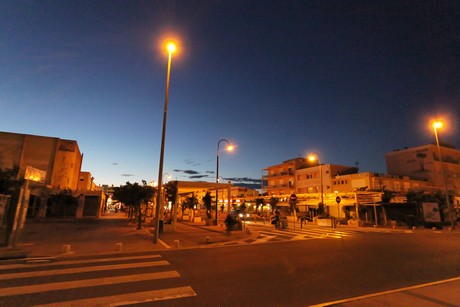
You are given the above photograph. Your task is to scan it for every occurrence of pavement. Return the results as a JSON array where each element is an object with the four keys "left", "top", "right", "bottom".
[
  {"left": 1, "top": 211, "right": 459, "bottom": 306},
  {"left": 0, "top": 210, "right": 257, "bottom": 260}
]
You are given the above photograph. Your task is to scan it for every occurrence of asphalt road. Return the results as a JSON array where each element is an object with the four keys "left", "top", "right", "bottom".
[
  {"left": 1, "top": 228, "right": 459, "bottom": 306},
  {"left": 156, "top": 231, "right": 460, "bottom": 306}
]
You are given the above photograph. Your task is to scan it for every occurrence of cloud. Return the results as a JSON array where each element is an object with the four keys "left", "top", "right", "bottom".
[
  {"left": 183, "top": 170, "right": 199, "bottom": 175},
  {"left": 184, "top": 159, "right": 201, "bottom": 167},
  {"left": 224, "top": 177, "right": 262, "bottom": 184},
  {"left": 189, "top": 175, "right": 209, "bottom": 179},
  {"left": 112, "top": 162, "right": 119, "bottom": 166},
  {"left": 121, "top": 174, "right": 135, "bottom": 177}
]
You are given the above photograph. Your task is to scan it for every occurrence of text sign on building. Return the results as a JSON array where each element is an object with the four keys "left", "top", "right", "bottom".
[
  {"left": 25, "top": 166, "right": 46, "bottom": 183},
  {"left": 356, "top": 193, "right": 381, "bottom": 204}
]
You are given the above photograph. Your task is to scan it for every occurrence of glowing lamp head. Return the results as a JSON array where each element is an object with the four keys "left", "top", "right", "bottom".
[
  {"left": 308, "top": 155, "right": 316, "bottom": 162},
  {"left": 432, "top": 121, "right": 443, "bottom": 130},
  {"left": 226, "top": 144, "right": 234, "bottom": 152},
  {"left": 166, "top": 42, "right": 177, "bottom": 54}
]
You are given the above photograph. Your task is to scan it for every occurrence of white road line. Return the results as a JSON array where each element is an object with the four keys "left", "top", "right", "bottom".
[
  {"left": 0, "top": 271, "right": 180, "bottom": 297},
  {"left": 0, "top": 260, "right": 169, "bottom": 280},
  {"left": 291, "top": 235, "right": 307, "bottom": 240},
  {"left": 252, "top": 235, "right": 277, "bottom": 243},
  {"left": 33, "top": 286, "right": 197, "bottom": 307},
  {"left": 0, "top": 254, "right": 162, "bottom": 271},
  {"left": 309, "top": 276, "right": 460, "bottom": 307}
]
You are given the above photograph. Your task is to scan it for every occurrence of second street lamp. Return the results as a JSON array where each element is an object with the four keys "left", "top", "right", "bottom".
[
  {"left": 432, "top": 120, "right": 455, "bottom": 229},
  {"left": 308, "top": 152, "right": 324, "bottom": 215},
  {"left": 216, "top": 139, "right": 233, "bottom": 226},
  {"left": 153, "top": 41, "right": 177, "bottom": 244}
]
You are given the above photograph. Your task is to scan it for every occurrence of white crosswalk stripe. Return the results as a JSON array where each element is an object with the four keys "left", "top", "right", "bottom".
[
  {"left": 0, "top": 253, "right": 197, "bottom": 305},
  {"left": 245, "top": 226, "right": 362, "bottom": 244}
]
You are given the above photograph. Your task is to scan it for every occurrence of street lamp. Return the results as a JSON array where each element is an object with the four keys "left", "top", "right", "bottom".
[
  {"left": 153, "top": 41, "right": 177, "bottom": 244},
  {"left": 216, "top": 139, "right": 233, "bottom": 226},
  {"left": 308, "top": 152, "right": 324, "bottom": 214},
  {"left": 432, "top": 120, "right": 455, "bottom": 229}
]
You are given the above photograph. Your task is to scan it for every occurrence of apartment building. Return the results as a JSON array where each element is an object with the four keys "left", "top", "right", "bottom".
[
  {"left": 295, "top": 164, "right": 356, "bottom": 194},
  {"left": 385, "top": 144, "right": 460, "bottom": 193},
  {"left": 262, "top": 158, "right": 308, "bottom": 196}
]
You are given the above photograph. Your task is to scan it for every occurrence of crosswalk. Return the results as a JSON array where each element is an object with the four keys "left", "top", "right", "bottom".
[
  {"left": 0, "top": 253, "right": 196, "bottom": 306},
  {"left": 222, "top": 225, "right": 365, "bottom": 246}
]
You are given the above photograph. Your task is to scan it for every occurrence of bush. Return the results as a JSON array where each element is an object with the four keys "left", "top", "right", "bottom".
[{"left": 224, "top": 213, "right": 242, "bottom": 231}]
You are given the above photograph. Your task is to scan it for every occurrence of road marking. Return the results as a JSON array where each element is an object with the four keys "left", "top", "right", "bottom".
[
  {"left": 0, "top": 260, "right": 169, "bottom": 280},
  {"left": 0, "top": 254, "right": 162, "bottom": 271},
  {"left": 158, "top": 239, "right": 172, "bottom": 249},
  {"left": 309, "top": 276, "right": 460, "bottom": 307},
  {"left": 0, "top": 271, "right": 180, "bottom": 297},
  {"left": 34, "top": 286, "right": 197, "bottom": 306},
  {"left": 252, "top": 235, "right": 277, "bottom": 243}
]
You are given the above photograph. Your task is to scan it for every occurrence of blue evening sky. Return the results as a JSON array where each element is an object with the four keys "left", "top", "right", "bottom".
[{"left": 1, "top": 1, "right": 459, "bottom": 189}]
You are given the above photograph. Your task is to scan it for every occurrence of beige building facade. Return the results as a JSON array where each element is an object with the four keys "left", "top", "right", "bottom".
[
  {"left": 0, "top": 131, "right": 83, "bottom": 190},
  {"left": 385, "top": 144, "right": 460, "bottom": 193},
  {"left": 0, "top": 131, "right": 105, "bottom": 219},
  {"left": 262, "top": 158, "right": 308, "bottom": 196}
]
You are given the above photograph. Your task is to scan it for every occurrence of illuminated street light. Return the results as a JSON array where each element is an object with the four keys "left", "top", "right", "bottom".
[
  {"left": 308, "top": 152, "right": 324, "bottom": 213},
  {"left": 432, "top": 120, "right": 455, "bottom": 229},
  {"left": 153, "top": 40, "right": 177, "bottom": 244},
  {"left": 216, "top": 139, "right": 233, "bottom": 226}
]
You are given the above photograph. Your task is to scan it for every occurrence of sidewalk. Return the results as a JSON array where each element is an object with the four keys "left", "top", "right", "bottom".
[
  {"left": 0, "top": 211, "right": 256, "bottom": 260},
  {"left": 312, "top": 277, "right": 460, "bottom": 306}
]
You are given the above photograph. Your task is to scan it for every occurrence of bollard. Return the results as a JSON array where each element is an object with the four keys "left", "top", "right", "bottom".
[
  {"left": 173, "top": 240, "right": 181, "bottom": 248},
  {"left": 205, "top": 236, "right": 211, "bottom": 244},
  {"left": 62, "top": 244, "right": 71, "bottom": 253},
  {"left": 115, "top": 242, "right": 123, "bottom": 251},
  {"left": 246, "top": 228, "right": 252, "bottom": 235}
]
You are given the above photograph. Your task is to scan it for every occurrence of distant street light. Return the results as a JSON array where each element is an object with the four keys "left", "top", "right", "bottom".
[
  {"left": 432, "top": 120, "right": 455, "bottom": 229},
  {"left": 308, "top": 152, "right": 324, "bottom": 214},
  {"left": 153, "top": 41, "right": 177, "bottom": 244},
  {"left": 216, "top": 139, "right": 233, "bottom": 226}
]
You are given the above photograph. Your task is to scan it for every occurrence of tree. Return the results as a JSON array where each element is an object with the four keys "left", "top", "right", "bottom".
[
  {"left": 416, "top": 152, "right": 427, "bottom": 172},
  {"left": 184, "top": 194, "right": 198, "bottom": 210},
  {"left": 0, "top": 166, "right": 23, "bottom": 195},
  {"left": 164, "top": 181, "right": 178, "bottom": 223},
  {"left": 113, "top": 182, "right": 156, "bottom": 229},
  {"left": 269, "top": 197, "right": 279, "bottom": 212},
  {"left": 255, "top": 198, "right": 265, "bottom": 215},
  {"left": 202, "top": 191, "right": 213, "bottom": 219}
]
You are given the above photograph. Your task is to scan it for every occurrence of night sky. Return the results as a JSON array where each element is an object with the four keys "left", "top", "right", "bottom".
[{"left": 1, "top": 0, "right": 459, "bottom": 189}]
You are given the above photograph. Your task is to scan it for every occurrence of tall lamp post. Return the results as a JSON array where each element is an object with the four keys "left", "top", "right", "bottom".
[
  {"left": 308, "top": 152, "right": 324, "bottom": 214},
  {"left": 216, "top": 139, "right": 233, "bottom": 226},
  {"left": 153, "top": 41, "right": 177, "bottom": 244},
  {"left": 432, "top": 120, "right": 455, "bottom": 229}
]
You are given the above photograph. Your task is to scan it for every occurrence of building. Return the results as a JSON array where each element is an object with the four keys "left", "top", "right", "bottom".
[
  {"left": 0, "top": 131, "right": 83, "bottom": 190},
  {"left": 295, "top": 164, "right": 357, "bottom": 194},
  {"left": 385, "top": 144, "right": 460, "bottom": 193},
  {"left": 0, "top": 131, "right": 105, "bottom": 219},
  {"left": 330, "top": 172, "right": 432, "bottom": 194},
  {"left": 262, "top": 158, "right": 309, "bottom": 196}
]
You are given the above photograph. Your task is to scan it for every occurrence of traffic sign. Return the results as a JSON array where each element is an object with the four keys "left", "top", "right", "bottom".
[{"left": 336, "top": 196, "right": 341, "bottom": 204}]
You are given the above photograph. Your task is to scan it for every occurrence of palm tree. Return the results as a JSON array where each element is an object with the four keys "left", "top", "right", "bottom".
[{"left": 416, "top": 152, "right": 427, "bottom": 172}]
